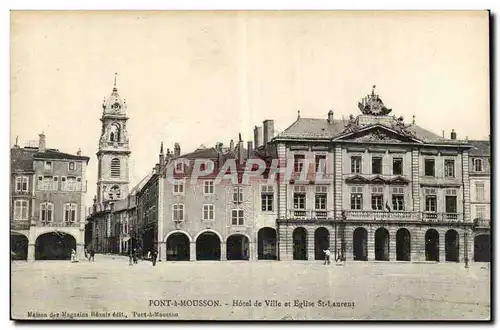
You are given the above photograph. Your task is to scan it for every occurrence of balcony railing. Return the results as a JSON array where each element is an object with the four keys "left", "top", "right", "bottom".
[
  {"left": 422, "top": 212, "right": 464, "bottom": 222},
  {"left": 11, "top": 221, "right": 30, "bottom": 230},
  {"left": 39, "top": 221, "right": 80, "bottom": 228},
  {"left": 287, "top": 209, "right": 334, "bottom": 220},
  {"left": 343, "top": 210, "right": 464, "bottom": 223},
  {"left": 343, "top": 210, "right": 420, "bottom": 221}
]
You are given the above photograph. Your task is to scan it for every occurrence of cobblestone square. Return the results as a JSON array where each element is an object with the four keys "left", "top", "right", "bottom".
[{"left": 11, "top": 255, "right": 490, "bottom": 320}]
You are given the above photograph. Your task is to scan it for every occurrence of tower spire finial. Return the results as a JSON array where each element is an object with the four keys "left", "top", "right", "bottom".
[
  {"left": 297, "top": 109, "right": 301, "bottom": 119},
  {"left": 114, "top": 72, "right": 117, "bottom": 87},
  {"left": 372, "top": 84, "right": 376, "bottom": 95},
  {"left": 160, "top": 141, "right": 164, "bottom": 154}
]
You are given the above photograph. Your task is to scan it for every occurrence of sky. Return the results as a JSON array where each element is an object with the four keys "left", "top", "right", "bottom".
[{"left": 10, "top": 11, "right": 490, "bottom": 207}]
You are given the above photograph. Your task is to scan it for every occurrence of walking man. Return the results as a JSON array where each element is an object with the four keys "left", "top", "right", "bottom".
[
  {"left": 133, "top": 248, "right": 138, "bottom": 264},
  {"left": 323, "top": 247, "right": 331, "bottom": 265},
  {"left": 151, "top": 247, "right": 158, "bottom": 267},
  {"left": 128, "top": 248, "right": 134, "bottom": 266},
  {"left": 89, "top": 248, "right": 95, "bottom": 262}
]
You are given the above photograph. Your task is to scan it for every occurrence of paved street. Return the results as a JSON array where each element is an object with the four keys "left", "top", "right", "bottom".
[{"left": 11, "top": 254, "right": 490, "bottom": 320}]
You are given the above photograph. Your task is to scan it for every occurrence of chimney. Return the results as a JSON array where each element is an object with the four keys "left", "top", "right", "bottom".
[
  {"left": 76, "top": 148, "right": 82, "bottom": 156},
  {"left": 247, "top": 141, "right": 253, "bottom": 159},
  {"left": 229, "top": 139, "right": 235, "bottom": 152},
  {"left": 174, "top": 143, "right": 181, "bottom": 157},
  {"left": 238, "top": 139, "right": 245, "bottom": 164},
  {"left": 450, "top": 129, "right": 457, "bottom": 140},
  {"left": 254, "top": 126, "right": 263, "bottom": 148},
  {"left": 327, "top": 110, "right": 334, "bottom": 124},
  {"left": 38, "top": 133, "right": 46, "bottom": 152},
  {"left": 263, "top": 120, "right": 275, "bottom": 145}
]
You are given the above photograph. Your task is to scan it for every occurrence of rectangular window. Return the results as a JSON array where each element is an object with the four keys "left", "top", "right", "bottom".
[
  {"left": 351, "top": 156, "right": 361, "bottom": 174},
  {"left": 66, "top": 176, "right": 77, "bottom": 191},
  {"left": 315, "top": 155, "right": 326, "bottom": 173},
  {"left": 173, "top": 180, "right": 184, "bottom": 194},
  {"left": 350, "top": 186, "right": 363, "bottom": 210},
  {"left": 40, "top": 203, "right": 53, "bottom": 222},
  {"left": 424, "top": 159, "right": 435, "bottom": 177},
  {"left": 293, "top": 185, "right": 306, "bottom": 209},
  {"left": 475, "top": 182, "right": 485, "bottom": 200},
  {"left": 64, "top": 203, "right": 77, "bottom": 222},
  {"left": 294, "top": 154, "right": 305, "bottom": 173},
  {"left": 392, "top": 158, "right": 403, "bottom": 175},
  {"left": 204, "top": 180, "right": 214, "bottom": 194},
  {"left": 315, "top": 185, "right": 327, "bottom": 210},
  {"left": 175, "top": 161, "right": 184, "bottom": 173},
  {"left": 372, "top": 157, "right": 382, "bottom": 175},
  {"left": 445, "top": 189, "right": 457, "bottom": 213},
  {"left": 444, "top": 160, "right": 455, "bottom": 178},
  {"left": 68, "top": 162, "right": 75, "bottom": 171},
  {"left": 261, "top": 185, "right": 274, "bottom": 212},
  {"left": 425, "top": 188, "right": 437, "bottom": 212},
  {"left": 15, "top": 176, "right": 29, "bottom": 192},
  {"left": 371, "top": 186, "right": 384, "bottom": 210},
  {"left": 173, "top": 203, "right": 184, "bottom": 222},
  {"left": 476, "top": 205, "right": 486, "bottom": 219},
  {"left": 231, "top": 209, "right": 244, "bottom": 226},
  {"left": 203, "top": 204, "right": 214, "bottom": 221},
  {"left": 391, "top": 187, "right": 405, "bottom": 211},
  {"left": 473, "top": 158, "right": 483, "bottom": 172},
  {"left": 14, "top": 200, "right": 29, "bottom": 220},
  {"left": 233, "top": 186, "right": 243, "bottom": 203},
  {"left": 44, "top": 161, "right": 52, "bottom": 170},
  {"left": 315, "top": 193, "right": 327, "bottom": 210}
]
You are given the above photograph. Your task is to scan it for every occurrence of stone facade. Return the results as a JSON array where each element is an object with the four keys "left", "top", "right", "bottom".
[{"left": 10, "top": 134, "right": 89, "bottom": 261}]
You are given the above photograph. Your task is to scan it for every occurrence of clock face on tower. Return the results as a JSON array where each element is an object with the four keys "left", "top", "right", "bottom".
[{"left": 112, "top": 102, "right": 121, "bottom": 111}]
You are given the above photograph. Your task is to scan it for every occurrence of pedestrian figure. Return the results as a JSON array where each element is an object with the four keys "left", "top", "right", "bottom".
[
  {"left": 323, "top": 248, "right": 331, "bottom": 265},
  {"left": 133, "top": 248, "right": 138, "bottom": 264},
  {"left": 70, "top": 249, "right": 76, "bottom": 263},
  {"left": 84, "top": 247, "right": 88, "bottom": 260},
  {"left": 89, "top": 248, "right": 95, "bottom": 262},
  {"left": 128, "top": 248, "right": 134, "bottom": 266},
  {"left": 150, "top": 247, "right": 158, "bottom": 267}
]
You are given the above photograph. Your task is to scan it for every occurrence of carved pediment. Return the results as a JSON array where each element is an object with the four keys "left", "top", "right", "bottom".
[
  {"left": 370, "top": 175, "right": 386, "bottom": 184},
  {"left": 337, "top": 126, "right": 422, "bottom": 144},
  {"left": 389, "top": 176, "right": 410, "bottom": 185},
  {"left": 345, "top": 175, "right": 370, "bottom": 184}
]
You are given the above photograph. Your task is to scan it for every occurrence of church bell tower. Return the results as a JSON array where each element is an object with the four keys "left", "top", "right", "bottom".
[{"left": 96, "top": 73, "right": 131, "bottom": 203}]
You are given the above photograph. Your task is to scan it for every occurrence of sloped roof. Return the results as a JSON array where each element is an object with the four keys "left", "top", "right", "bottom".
[
  {"left": 278, "top": 116, "right": 452, "bottom": 144},
  {"left": 11, "top": 147, "right": 36, "bottom": 172},
  {"left": 34, "top": 149, "right": 90, "bottom": 162},
  {"left": 129, "top": 171, "right": 154, "bottom": 195},
  {"left": 468, "top": 140, "right": 490, "bottom": 156},
  {"left": 279, "top": 118, "right": 346, "bottom": 139}
]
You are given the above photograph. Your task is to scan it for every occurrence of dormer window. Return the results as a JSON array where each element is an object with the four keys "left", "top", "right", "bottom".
[{"left": 473, "top": 158, "right": 483, "bottom": 172}]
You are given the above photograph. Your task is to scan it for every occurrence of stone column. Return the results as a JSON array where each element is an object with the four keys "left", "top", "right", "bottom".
[
  {"left": 220, "top": 242, "right": 227, "bottom": 261},
  {"left": 27, "top": 244, "right": 35, "bottom": 261},
  {"left": 389, "top": 235, "right": 396, "bottom": 261},
  {"left": 190, "top": 242, "right": 196, "bottom": 261},
  {"left": 307, "top": 228, "right": 315, "bottom": 261},
  {"left": 248, "top": 242, "right": 256, "bottom": 261},
  {"left": 159, "top": 242, "right": 166, "bottom": 261},
  {"left": 367, "top": 227, "right": 375, "bottom": 261},
  {"left": 439, "top": 235, "right": 446, "bottom": 263},
  {"left": 76, "top": 243, "right": 85, "bottom": 261}
]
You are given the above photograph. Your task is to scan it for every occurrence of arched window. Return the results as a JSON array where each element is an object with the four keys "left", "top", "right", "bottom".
[
  {"left": 109, "top": 123, "right": 120, "bottom": 142},
  {"left": 40, "top": 202, "right": 54, "bottom": 223},
  {"left": 108, "top": 185, "right": 121, "bottom": 200},
  {"left": 111, "top": 158, "right": 120, "bottom": 177}
]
